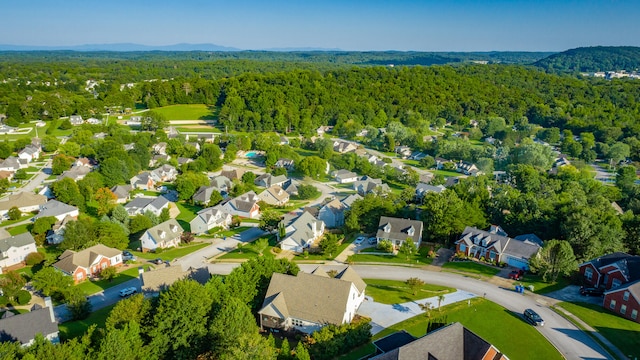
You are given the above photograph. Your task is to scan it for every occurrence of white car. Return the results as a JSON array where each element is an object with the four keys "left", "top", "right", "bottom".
[
  {"left": 354, "top": 236, "right": 366, "bottom": 245},
  {"left": 119, "top": 287, "right": 137, "bottom": 297}
]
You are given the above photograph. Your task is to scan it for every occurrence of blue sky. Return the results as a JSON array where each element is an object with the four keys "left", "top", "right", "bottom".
[{"left": 2, "top": 0, "right": 638, "bottom": 51}]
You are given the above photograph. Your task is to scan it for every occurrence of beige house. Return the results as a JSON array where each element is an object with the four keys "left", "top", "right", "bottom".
[
  {"left": 0, "top": 192, "right": 48, "bottom": 217},
  {"left": 259, "top": 266, "right": 366, "bottom": 334},
  {"left": 140, "top": 219, "right": 183, "bottom": 252},
  {"left": 258, "top": 185, "right": 290, "bottom": 206}
]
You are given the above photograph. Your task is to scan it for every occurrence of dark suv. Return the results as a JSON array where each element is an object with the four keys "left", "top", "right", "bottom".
[
  {"left": 580, "top": 286, "right": 604, "bottom": 296},
  {"left": 523, "top": 308, "right": 544, "bottom": 326}
]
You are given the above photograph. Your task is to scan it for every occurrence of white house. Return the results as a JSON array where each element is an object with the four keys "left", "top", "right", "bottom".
[
  {"left": 124, "top": 196, "right": 170, "bottom": 216},
  {"left": 34, "top": 200, "right": 79, "bottom": 222},
  {"left": 0, "top": 297, "right": 59, "bottom": 346},
  {"left": 0, "top": 192, "right": 48, "bottom": 217},
  {"left": 279, "top": 211, "right": 325, "bottom": 253},
  {"left": 258, "top": 266, "right": 366, "bottom": 334},
  {"left": 140, "top": 219, "right": 183, "bottom": 252},
  {"left": 333, "top": 169, "right": 359, "bottom": 184},
  {"left": 221, "top": 191, "right": 260, "bottom": 219},
  {"left": 17, "top": 145, "right": 41, "bottom": 163},
  {"left": 189, "top": 206, "right": 232, "bottom": 234},
  {"left": 0, "top": 233, "right": 37, "bottom": 273}
]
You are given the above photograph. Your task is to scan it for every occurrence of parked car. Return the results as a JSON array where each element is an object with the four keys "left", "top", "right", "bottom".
[
  {"left": 368, "top": 237, "right": 377, "bottom": 245},
  {"left": 122, "top": 251, "right": 136, "bottom": 261},
  {"left": 119, "top": 287, "right": 137, "bottom": 297},
  {"left": 354, "top": 236, "right": 366, "bottom": 245},
  {"left": 580, "top": 286, "right": 604, "bottom": 296},
  {"left": 152, "top": 258, "right": 164, "bottom": 265},
  {"left": 523, "top": 308, "right": 544, "bottom": 326},
  {"left": 509, "top": 270, "right": 524, "bottom": 280}
]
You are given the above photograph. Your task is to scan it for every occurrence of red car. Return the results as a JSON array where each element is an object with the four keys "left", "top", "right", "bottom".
[{"left": 509, "top": 270, "right": 524, "bottom": 280}]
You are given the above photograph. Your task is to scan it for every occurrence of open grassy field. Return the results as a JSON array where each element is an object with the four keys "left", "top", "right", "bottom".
[
  {"left": 556, "top": 302, "right": 640, "bottom": 358},
  {"left": 151, "top": 104, "right": 216, "bottom": 120},
  {"left": 364, "top": 279, "right": 455, "bottom": 304},
  {"left": 441, "top": 261, "right": 501, "bottom": 277}
]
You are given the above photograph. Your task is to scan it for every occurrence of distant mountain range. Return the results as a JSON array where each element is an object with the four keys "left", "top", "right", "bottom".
[
  {"left": 533, "top": 46, "right": 640, "bottom": 73},
  {"left": 0, "top": 43, "right": 241, "bottom": 52}
]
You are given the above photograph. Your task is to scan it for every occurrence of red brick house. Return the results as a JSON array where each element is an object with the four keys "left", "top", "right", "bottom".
[
  {"left": 578, "top": 252, "right": 640, "bottom": 290},
  {"left": 52, "top": 244, "right": 123, "bottom": 283},
  {"left": 604, "top": 280, "right": 640, "bottom": 323}
]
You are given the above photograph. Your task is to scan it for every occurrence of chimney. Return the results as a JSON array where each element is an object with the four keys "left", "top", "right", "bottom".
[
  {"left": 44, "top": 297, "right": 56, "bottom": 323},
  {"left": 138, "top": 266, "right": 145, "bottom": 286}
]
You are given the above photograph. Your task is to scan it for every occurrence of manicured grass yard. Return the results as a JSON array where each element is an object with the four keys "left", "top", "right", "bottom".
[
  {"left": 75, "top": 265, "right": 151, "bottom": 296},
  {"left": 130, "top": 242, "right": 209, "bottom": 261},
  {"left": 441, "top": 261, "right": 500, "bottom": 277},
  {"left": 59, "top": 303, "right": 117, "bottom": 341},
  {"left": 175, "top": 201, "right": 202, "bottom": 231},
  {"left": 218, "top": 235, "right": 278, "bottom": 260},
  {"left": 556, "top": 301, "right": 640, "bottom": 357},
  {"left": 368, "top": 298, "right": 562, "bottom": 360},
  {"left": 294, "top": 236, "right": 354, "bottom": 261},
  {"left": 520, "top": 273, "right": 571, "bottom": 294},
  {"left": 151, "top": 104, "right": 216, "bottom": 120},
  {"left": 349, "top": 246, "right": 433, "bottom": 266},
  {"left": 364, "top": 279, "right": 455, "bottom": 304},
  {"left": 7, "top": 223, "right": 30, "bottom": 236}
]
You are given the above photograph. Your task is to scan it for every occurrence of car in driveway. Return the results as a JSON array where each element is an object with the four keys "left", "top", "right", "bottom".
[
  {"left": 509, "top": 270, "right": 524, "bottom": 280},
  {"left": 523, "top": 308, "right": 544, "bottom": 326},
  {"left": 119, "top": 287, "right": 137, "bottom": 297},
  {"left": 123, "top": 251, "right": 136, "bottom": 261},
  {"left": 580, "top": 286, "right": 604, "bottom": 297},
  {"left": 354, "top": 236, "right": 366, "bottom": 245},
  {"left": 151, "top": 258, "right": 164, "bottom": 265},
  {"left": 368, "top": 237, "right": 377, "bottom": 245}
]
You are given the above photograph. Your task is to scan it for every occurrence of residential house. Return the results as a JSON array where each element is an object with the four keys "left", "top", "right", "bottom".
[
  {"left": 0, "top": 192, "right": 47, "bottom": 217},
  {"left": 0, "top": 233, "right": 37, "bottom": 272},
  {"left": 185, "top": 142, "right": 201, "bottom": 152},
  {"left": 0, "top": 170, "right": 13, "bottom": 182},
  {"left": 193, "top": 186, "right": 219, "bottom": 206},
  {"left": 92, "top": 132, "right": 107, "bottom": 140},
  {"left": 141, "top": 266, "right": 211, "bottom": 296},
  {"left": 123, "top": 143, "right": 136, "bottom": 151},
  {"left": 140, "top": 219, "right": 184, "bottom": 252},
  {"left": 0, "top": 156, "right": 23, "bottom": 172},
  {"left": 177, "top": 157, "right": 193, "bottom": 166},
  {"left": 130, "top": 172, "right": 155, "bottom": 190},
  {"left": 209, "top": 175, "right": 233, "bottom": 195},
  {"left": 435, "top": 157, "right": 454, "bottom": 170},
  {"left": 395, "top": 146, "right": 412, "bottom": 159},
  {"left": 124, "top": 196, "right": 170, "bottom": 216},
  {"left": 455, "top": 226, "right": 542, "bottom": 270},
  {"left": 376, "top": 217, "right": 423, "bottom": 249},
  {"left": 333, "top": 140, "right": 358, "bottom": 154},
  {"left": 152, "top": 142, "right": 168, "bottom": 155},
  {"left": 190, "top": 206, "right": 232, "bottom": 234},
  {"left": 85, "top": 117, "right": 102, "bottom": 125},
  {"left": 419, "top": 172, "right": 434, "bottom": 184},
  {"left": 283, "top": 180, "right": 299, "bottom": 197},
  {"left": 604, "top": 280, "right": 640, "bottom": 324},
  {"left": 354, "top": 176, "right": 390, "bottom": 196},
  {"left": 34, "top": 200, "right": 79, "bottom": 222},
  {"left": 457, "top": 161, "right": 480, "bottom": 176},
  {"left": 333, "top": 169, "right": 359, "bottom": 184},
  {"left": 279, "top": 211, "right": 325, "bottom": 253},
  {"left": 127, "top": 116, "right": 142, "bottom": 125},
  {"left": 254, "top": 173, "right": 288, "bottom": 188},
  {"left": 57, "top": 165, "right": 91, "bottom": 181},
  {"left": 415, "top": 183, "right": 446, "bottom": 202},
  {"left": 17, "top": 145, "right": 41, "bottom": 163},
  {"left": 258, "top": 185, "right": 290, "bottom": 206},
  {"left": 579, "top": 253, "right": 640, "bottom": 291},
  {"left": 221, "top": 191, "right": 260, "bottom": 218},
  {"left": 52, "top": 244, "right": 123, "bottom": 283},
  {"left": 69, "top": 115, "right": 83, "bottom": 125},
  {"left": 149, "top": 154, "right": 171, "bottom": 167},
  {"left": 318, "top": 194, "right": 362, "bottom": 228},
  {"left": 279, "top": 135, "right": 290, "bottom": 145},
  {"left": 316, "top": 125, "right": 333, "bottom": 136},
  {"left": 74, "top": 157, "right": 94, "bottom": 168},
  {"left": 371, "top": 322, "right": 508, "bottom": 360},
  {"left": 0, "top": 298, "right": 59, "bottom": 346},
  {"left": 110, "top": 185, "right": 132, "bottom": 204},
  {"left": 258, "top": 266, "right": 366, "bottom": 334},
  {"left": 275, "top": 158, "right": 295, "bottom": 171},
  {"left": 220, "top": 168, "right": 245, "bottom": 181},
  {"left": 150, "top": 164, "right": 178, "bottom": 183},
  {"left": 46, "top": 215, "right": 75, "bottom": 245}
]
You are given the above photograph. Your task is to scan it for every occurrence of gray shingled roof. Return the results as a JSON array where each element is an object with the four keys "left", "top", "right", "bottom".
[
  {"left": 458, "top": 226, "right": 541, "bottom": 260},
  {"left": 35, "top": 200, "right": 78, "bottom": 219},
  {"left": 0, "top": 307, "right": 58, "bottom": 345},
  {"left": 377, "top": 217, "right": 423, "bottom": 244},
  {"left": 0, "top": 232, "right": 35, "bottom": 255},
  {"left": 283, "top": 211, "right": 324, "bottom": 248}
]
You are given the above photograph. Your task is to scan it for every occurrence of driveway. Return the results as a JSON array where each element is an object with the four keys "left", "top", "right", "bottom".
[
  {"left": 545, "top": 285, "right": 605, "bottom": 306},
  {"left": 357, "top": 290, "right": 476, "bottom": 334}
]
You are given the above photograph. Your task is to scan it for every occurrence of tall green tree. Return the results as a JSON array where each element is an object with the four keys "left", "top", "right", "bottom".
[{"left": 529, "top": 240, "right": 577, "bottom": 282}]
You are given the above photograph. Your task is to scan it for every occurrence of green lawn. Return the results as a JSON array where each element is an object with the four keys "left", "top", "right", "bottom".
[
  {"left": 349, "top": 246, "right": 433, "bottom": 266},
  {"left": 441, "top": 261, "right": 501, "bottom": 277},
  {"left": 129, "top": 242, "right": 209, "bottom": 261},
  {"left": 368, "top": 298, "right": 562, "bottom": 360},
  {"left": 151, "top": 104, "right": 216, "bottom": 120},
  {"left": 218, "top": 235, "right": 278, "bottom": 260},
  {"left": 0, "top": 214, "right": 34, "bottom": 227},
  {"left": 59, "top": 303, "right": 116, "bottom": 341},
  {"left": 519, "top": 273, "right": 571, "bottom": 294},
  {"left": 206, "top": 226, "right": 251, "bottom": 238},
  {"left": 364, "top": 279, "right": 455, "bottom": 304},
  {"left": 176, "top": 126, "right": 221, "bottom": 133},
  {"left": 432, "top": 169, "right": 462, "bottom": 177},
  {"left": 556, "top": 302, "right": 640, "bottom": 358},
  {"left": 7, "top": 223, "right": 30, "bottom": 236},
  {"left": 75, "top": 265, "right": 151, "bottom": 296},
  {"left": 175, "top": 201, "right": 202, "bottom": 232}
]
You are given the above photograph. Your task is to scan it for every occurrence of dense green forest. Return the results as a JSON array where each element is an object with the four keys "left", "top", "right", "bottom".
[{"left": 534, "top": 46, "right": 640, "bottom": 73}]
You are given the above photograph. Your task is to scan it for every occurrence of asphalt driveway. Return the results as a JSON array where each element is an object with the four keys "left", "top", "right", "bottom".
[{"left": 545, "top": 285, "right": 605, "bottom": 306}]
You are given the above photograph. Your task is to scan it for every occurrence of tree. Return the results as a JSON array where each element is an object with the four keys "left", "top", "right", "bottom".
[
  {"left": 61, "top": 217, "right": 96, "bottom": 251},
  {"left": 398, "top": 239, "right": 417, "bottom": 261},
  {"left": 295, "top": 184, "right": 320, "bottom": 200},
  {"left": 95, "top": 187, "right": 117, "bottom": 217},
  {"left": 175, "top": 171, "right": 209, "bottom": 200},
  {"left": 607, "top": 142, "right": 630, "bottom": 166},
  {"left": 51, "top": 177, "right": 84, "bottom": 210},
  {"left": 141, "top": 111, "right": 168, "bottom": 131},
  {"left": 105, "top": 293, "right": 151, "bottom": 331},
  {"left": 319, "top": 234, "right": 339, "bottom": 258},
  {"left": 419, "top": 301, "right": 433, "bottom": 318},
  {"left": 241, "top": 171, "right": 256, "bottom": 185},
  {"left": 31, "top": 267, "right": 74, "bottom": 300},
  {"left": 41, "top": 135, "right": 60, "bottom": 152},
  {"left": 209, "top": 190, "right": 224, "bottom": 206},
  {"left": 616, "top": 165, "right": 637, "bottom": 193},
  {"left": 210, "top": 296, "right": 259, "bottom": 355},
  {"left": 259, "top": 209, "right": 283, "bottom": 233},
  {"left": 7, "top": 206, "right": 21, "bottom": 221},
  {"left": 97, "top": 321, "right": 147, "bottom": 360},
  {"left": 0, "top": 271, "right": 26, "bottom": 302},
  {"left": 51, "top": 154, "right": 74, "bottom": 175},
  {"left": 159, "top": 207, "right": 171, "bottom": 223},
  {"left": 181, "top": 231, "right": 194, "bottom": 244},
  {"left": 110, "top": 205, "right": 129, "bottom": 226},
  {"left": 437, "top": 294, "right": 445, "bottom": 311},
  {"left": 293, "top": 342, "right": 310, "bottom": 360},
  {"left": 529, "top": 240, "right": 577, "bottom": 282},
  {"left": 298, "top": 156, "right": 326, "bottom": 180},
  {"left": 13, "top": 169, "right": 27, "bottom": 181},
  {"left": 129, "top": 214, "right": 153, "bottom": 235},
  {"left": 279, "top": 338, "right": 291, "bottom": 360},
  {"left": 100, "top": 266, "right": 118, "bottom": 282},
  {"left": 66, "top": 288, "right": 92, "bottom": 320},
  {"left": 31, "top": 216, "right": 58, "bottom": 235},
  {"left": 254, "top": 238, "right": 269, "bottom": 256},
  {"left": 406, "top": 277, "right": 424, "bottom": 296}
]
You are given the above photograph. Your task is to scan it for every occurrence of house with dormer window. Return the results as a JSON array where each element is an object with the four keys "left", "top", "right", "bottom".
[
  {"left": 140, "top": 219, "right": 183, "bottom": 252},
  {"left": 375, "top": 217, "right": 423, "bottom": 248},
  {"left": 579, "top": 252, "right": 640, "bottom": 291}
]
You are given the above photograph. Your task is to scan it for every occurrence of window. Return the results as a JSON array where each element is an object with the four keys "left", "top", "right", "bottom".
[
  {"left": 584, "top": 267, "right": 593, "bottom": 281},
  {"left": 459, "top": 244, "right": 466, "bottom": 252},
  {"left": 620, "top": 305, "right": 627, "bottom": 315},
  {"left": 489, "top": 251, "right": 496, "bottom": 260},
  {"left": 610, "top": 299, "right": 617, "bottom": 310},
  {"left": 623, "top": 291, "right": 630, "bottom": 301},
  {"left": 612, "top": 279, "right": 622, "bottom": 288},
  {"left": 632, "top": 309, "right": 638, "bottom": 320},
  {"left": 76, "top": 273, "right": 83, "bottom": 280}
]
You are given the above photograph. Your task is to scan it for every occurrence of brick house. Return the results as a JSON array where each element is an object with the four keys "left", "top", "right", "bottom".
[
  {"left": 603, "top": 280, "right": 640, "bottom": 323},
  {"left": 52, "top": 244, "right": 123, "bottom": 283},
  {"left": 578, "top": 253, "right": 640, "bottom": 290}
]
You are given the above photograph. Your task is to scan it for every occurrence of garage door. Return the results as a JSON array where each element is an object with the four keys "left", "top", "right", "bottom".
[{"left": 506, "top": 256, "right": 529, "bottom": 270}]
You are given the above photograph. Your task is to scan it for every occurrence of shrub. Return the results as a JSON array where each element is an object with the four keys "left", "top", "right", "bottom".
[
  {"left": 100, "top": 266, "right": 118, "bottom": 282},
  {"left": 25, "top": 252, "right": 45, "bottom": 266},
  {"left": 0, "top": 296, "right": 8, "bottom": 307},
  {"left": 272, "top": 247, "right": 282, "bottom": 254},
  {"left": 377, "top": 239, "right": 394, "bottom": 253},
  {"left": 16, "top": 290, "right": 31, "bottom": 305}
]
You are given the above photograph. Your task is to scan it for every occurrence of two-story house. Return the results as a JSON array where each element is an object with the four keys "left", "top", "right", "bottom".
[
  {"left": 376, "top": 217, "right": 423, "bottom": 249},
  {"left": 140, "top": 219, "right": 184, "bottom": 252},
  {"left": 189, "top": 206, "right": 232, "bottom": 234},
  {"left": 221, "top": 191, "right": 260, "bottom": 219},
  {"left": 318, "top": 194, "right": 362, "bottom": 228},
  {"left": 258, "top": 185, "right": 290, "bottom": 206},
  {"left": 0, "top": 233, "right": 37, "bottom": 273},
  {"left": 579, "top": 253, "right": 640, "bottom": 291},
  {"left": 279, "top": 211, "right": 325, "bottom": 253}
]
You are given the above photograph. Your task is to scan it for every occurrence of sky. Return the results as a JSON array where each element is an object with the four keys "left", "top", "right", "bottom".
[{"left": 1, "top": 0, "right": 638, "bottom": 51}]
